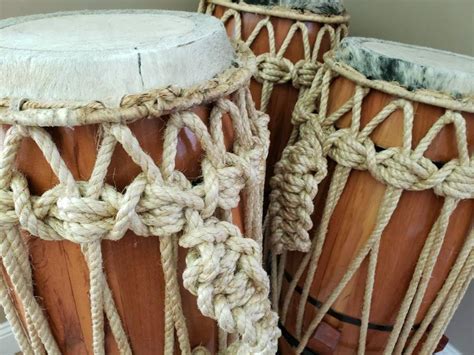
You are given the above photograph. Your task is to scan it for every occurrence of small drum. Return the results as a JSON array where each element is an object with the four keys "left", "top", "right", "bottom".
[
  {"left": 0, "top": 10, "right": 279, "bottom": 354},
  {"left": 269, "top": 37, "right": 473, "bottom": 354},
  {"left": 199, "top": 0, "right": 349, "bottom": 194}
]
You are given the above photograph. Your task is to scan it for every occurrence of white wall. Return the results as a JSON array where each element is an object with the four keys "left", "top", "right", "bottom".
[
  {"left": 0, "top": 0, "right": 195, "bottom": 17},
  {"left": 0, "top": 0, "right": 472, "bottom": 353},
  {"left": 344, "top": 0, "right": 474, "bottom": 56}
]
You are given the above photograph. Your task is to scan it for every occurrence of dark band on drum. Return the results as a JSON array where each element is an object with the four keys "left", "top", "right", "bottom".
[
  {"left": 278, "top": 322, "right": 318, "bottom": 355},
  {"left": 283, "top": 271, "right": 421, "bottom": 333}
]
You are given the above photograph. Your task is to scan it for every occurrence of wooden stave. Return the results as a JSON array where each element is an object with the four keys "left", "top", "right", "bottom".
[
  {"left": 10, "top": 105, "right": 245, "bottom": 354},
  {"left": 281, "top": 75, "right": 474, "bottom": 353}
]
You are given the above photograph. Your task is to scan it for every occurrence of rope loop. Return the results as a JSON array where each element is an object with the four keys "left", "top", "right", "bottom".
[
  {"left": 0, "top": 80, "right": 280, "bottom": 353},
  {"left": 292, "top": 60, "right": 321, "bottom": 89},
  {"left": 255, "top": 54, "right": 294, "bottom": 84},
  {"left": 433, "top": 161, "right": 474, "bottom": 199}
]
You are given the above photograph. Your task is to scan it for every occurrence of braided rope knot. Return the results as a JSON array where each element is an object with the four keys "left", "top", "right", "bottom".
[
  {"left": 0, "top": 51, "right": 278, "bottom": 352},
  {"left": 326, "top": 129, "right": 474, "bottom": 199},
  {"left": 433, "top": 162, "right": 474, "bottom": 199},
  {"left": 292, "top": 60, "right": 321, "bottom": 88},
  {"left": 291, "top": 101, "right": 318, "bottom": 126},
  {"left": 255, "top": 54, "right": 294, "bottom": 84},
  {"left": 3, "top": 165, "right": 253, "bottom": 244},
  {"left": 255, "top": 55, "right": 323, "bottom": 90},
  {"left": 213, "top": 164, "right": 247, "bottom": 209},
  {"left": 370, "top": 148, "right": 439, "bottom": 190},
  {"left": 180, "top": 211, "right": 280, "bottom": 353},
  {"left": 269, "top": 120, "right": 328, "bottom": 254},
  {"left": 324, "top": 129, "right": 368, "bottom": 168}
]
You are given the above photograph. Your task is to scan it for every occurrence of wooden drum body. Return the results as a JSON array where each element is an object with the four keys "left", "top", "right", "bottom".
[
  {"left": 269, "top": 38, "right": 474, "bottom": 354},
  {"left": 0, "top": 10, "right": 279, "bottom": 355},
  {"left": 199, "top": 0, "right": 349, "bottom": 193}
]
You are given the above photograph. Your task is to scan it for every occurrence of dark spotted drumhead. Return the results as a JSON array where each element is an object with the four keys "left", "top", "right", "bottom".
[
  {"left": 335, "top": 37, "right": 474, "bottom": 98},
  {"left": 231, "top": 0, "right": 345, "bottom": 15}
]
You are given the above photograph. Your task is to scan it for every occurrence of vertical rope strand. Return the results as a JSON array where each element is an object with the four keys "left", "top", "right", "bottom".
[
  {"left": 384, "top": 198, "right": 458, "bottom": 355},
  {"left": 358, "top": 238, "right": 380, "bottom": 355},
  {"left": 82, "top": 242, "right": 105, "bottom": 355},
  {"left": 163, "top": 273, "right": 175, "bottom": 355},
  {"left": 422, "top": 256, "right": 473, "bottom": 354},
  {"left": 0, "top": 228, "right": 60, "bottom": 354},
  {"left": 405, "top": 229, "right": 474, "bottom": 353},
  {"left": 292, "top": 165, "right": 350, "bottom": 334},
  {"left": 393, "top": 198, "right": 459, "bottom": 354},
  {"left": 160, "top": 235, "right": 191, "bottom": 355},
  {"left": 103, "top": 284, "right": 132, "bottom": 355},
  {"left": 0, "top": 272, "right": 34, "bottom": 355},
  {"left": 296, "top": 187, "right": 402, "bottom": 354}
]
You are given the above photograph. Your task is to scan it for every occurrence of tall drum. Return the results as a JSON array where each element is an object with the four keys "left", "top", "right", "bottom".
[
  {"left": 0, "top": 10, "right": 279, "bottom": 354},
  {"left": 269, "top": 37, "right": 473, "bottom": 354},
  {"left": 199, "top": 0, "right": 349, "bottom": 195}
]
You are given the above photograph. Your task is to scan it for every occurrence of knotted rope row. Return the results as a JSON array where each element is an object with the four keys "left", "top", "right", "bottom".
[
  {"left": 0, "top": 44, "right": 280, "bottom": 353},
  {"left": 199, "top": 0, "right": 349, "bottom": 112},
  {"left": 267, "top": 53, "right": 473, "bottom": 354}
]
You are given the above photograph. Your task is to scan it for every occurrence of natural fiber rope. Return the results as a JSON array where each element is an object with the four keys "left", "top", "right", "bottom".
[
  {"left": 324, "top": 52, "right": 474, "bottom": 113},
  {"left": 0, "top": 266, "right": 35, "bottom": 355},
  {"left": 0, "top": 42, "right": 280, "bottom": 354},
  {"left": 199, "top": 0, "right": 350, "bottom": 24},
  {"left": 0, "top": 42, "right": 255, "bottom": 127},
  {"left": 267, "top": 54, "right": 474, "bottom": 354},
  {"left": 199, "top": 0, "right": 349, "bottom": 113}
]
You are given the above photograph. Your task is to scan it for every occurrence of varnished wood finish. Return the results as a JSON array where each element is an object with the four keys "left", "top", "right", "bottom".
[
  {"left": 12, "top": 106, "right": 243, "bottom": 354},
  {"left": 213, "top": 5, "right": 334, "bottom": 197},
  {"left": 282, "top": 76, "right": 474, "bottom": 353}
]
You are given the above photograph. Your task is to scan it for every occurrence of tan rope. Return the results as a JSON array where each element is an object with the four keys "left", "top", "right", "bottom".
[
  {"left": 296, "top": 187, "right": 403, "bottom": 353},
  {"left": 201, "top": 0, "right": 350, "bottom": 24},
  {"left": 268, "top": 58, "right": 474, "bottom": 354},
  {"left": 295, "top": 83, "right": 371, "bottom": 338},
  {"left": 324, "top": 52, "right": 474, "bottom": 113},
  {"left": 405, "top": 229, "right": 474, "bottom": 354},
  {"left": 0, "top": 43, "right": 279, "bottom": 354},
  {"left": 422, "top": 254, "right": 473, "bottom": 354},
  {"left": 0, "top": 42, "right": 255, "bottom": 126},
  {"left": 0, "top": 272, "right": 34, "bottom": 355},
  {"left": 199, "top": 0, "right": 349, "bottom": 114},
  {"left": 388, "top": 198, "right": 460, "bottom": 355}
]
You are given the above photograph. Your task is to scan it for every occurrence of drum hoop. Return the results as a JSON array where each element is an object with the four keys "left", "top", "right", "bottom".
[
  {"left": 207, "top": 0, "right": 350, "bottom": 24},
  {"left": 0, "top": 41, "right": 256, "bottom": 127},
  {"left": 324, "top": 51, "right": 474, "bottom": 113}
]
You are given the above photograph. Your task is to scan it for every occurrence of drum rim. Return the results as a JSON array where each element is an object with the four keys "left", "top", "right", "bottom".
[
  {"left": 324, "top": 51, "right": 474, "bottom": 113},
  {"left": 0, "top": 41, "right": 255, "bottom": 127},
  {"left": 206, "top": 0, "right": 350, "bottom": 24}
]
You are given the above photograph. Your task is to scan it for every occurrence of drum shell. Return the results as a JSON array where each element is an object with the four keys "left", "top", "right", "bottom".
[
  {"left": 212, "top": 4, "right": 345, "bottom": 196},
  {"left": 281, "top": 75, "right": 474, "bottom": 353},
  {"left": 6, "top": 105, "right": 245, "bottom": 354}
]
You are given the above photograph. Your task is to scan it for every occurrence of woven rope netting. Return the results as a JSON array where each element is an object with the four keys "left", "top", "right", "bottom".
[
  {"left": 198, "top": 0, "right": 349, "bottom": 113},
  {"left": 0, "top": 43, "right": 280, "bottom": 354},
  {"left": 267, "top": 52, "right": 474, "bottom": 354}
]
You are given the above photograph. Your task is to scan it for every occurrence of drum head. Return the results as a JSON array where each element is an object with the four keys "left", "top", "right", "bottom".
[
  {"left": 335, "top": 37, "right": 474, "bottom": 98},
  {"left": 0, "top": 10, "right": 235, "bottom": 106},
  {"left": 234, "top": 0, "right": 345, "bottom": 15}
]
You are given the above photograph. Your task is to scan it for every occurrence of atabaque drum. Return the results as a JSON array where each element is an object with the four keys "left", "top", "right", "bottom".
[
  {"left": 199, "top": 0, "right": 349, "bottom": 196},
  {"left": 0, "top": 10, "right": 279, "bottom": 354},
  {"left": 268, "top": 37, "right": 474, "bottom": 354}
]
